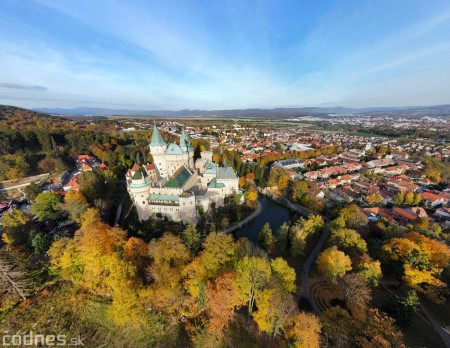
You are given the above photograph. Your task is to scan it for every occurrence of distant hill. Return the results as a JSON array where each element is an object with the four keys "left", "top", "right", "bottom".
[
  {"left": 33, "top": 104, "right": 450, "bottom": 117},
  {"left": 0, "top": 105, "right": 58, "bottom": 121}
]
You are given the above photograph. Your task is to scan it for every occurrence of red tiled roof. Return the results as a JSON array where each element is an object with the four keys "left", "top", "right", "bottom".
[
  {"left": 393, "top": 207, "right": 417, "bottom": 221},
  {"left": 422, "top": 192, "right": 445, "bottom": 202}
]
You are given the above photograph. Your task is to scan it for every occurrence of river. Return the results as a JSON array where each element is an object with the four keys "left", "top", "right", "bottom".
[{"left": 234, "top": 196, "right": 293, "bottom": 243}]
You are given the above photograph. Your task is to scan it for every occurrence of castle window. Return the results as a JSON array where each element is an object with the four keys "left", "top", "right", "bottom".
[{"left": 143, "top": 201, "right": 145, "bottom": 205}]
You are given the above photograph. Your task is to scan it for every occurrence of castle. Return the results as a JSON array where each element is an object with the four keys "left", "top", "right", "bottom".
[{"left": 126, "top": 122, "right": 239, "bottom": 223}]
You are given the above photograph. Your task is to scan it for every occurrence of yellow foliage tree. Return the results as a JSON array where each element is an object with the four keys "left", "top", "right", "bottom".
[
  {"left": 270, "top": 257, "right": 296, "bottom": 292},
  {"left": 316, "top": 246, "right": 352, "bottom": 283},
  {"left": 383, "top": 232, "right": 450, "bottom": 302},
  {"left": 277, "top": 176, "right": 290, "bottom": 192},
  {"left": 124, "top": 237, "right": 148, "bottom": 274},
  {"left": 235, "top": 256, "right": 272, "bottom": 314},
  {"left": 200, "top": 233, "right": 237, "bottom": 278},
  {"left": 1, "top": 208, "right": 32, "bottom": 248},
  {"left": 285, "top": 312, "right": 322, "bottom": 348},
  {"left": 252, "top": 288, "right": 297, "bottom": 338},
  {"left": 142, "top": 233, "right": 190, "bottom": 315},
  {"left": 61, "top": 190, "right": 89, "bottom": 223}
]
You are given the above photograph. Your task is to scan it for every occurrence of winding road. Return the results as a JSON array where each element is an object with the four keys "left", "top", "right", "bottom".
[
  {"left": 296, "top": 227, "right": 329, "bottom": 316},
  {"left": 264, "top": 191, "right": 450, "bottom": 347}
]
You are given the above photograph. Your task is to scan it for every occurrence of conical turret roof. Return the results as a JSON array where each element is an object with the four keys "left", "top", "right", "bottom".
[
  {"left": 150, "top": 121, "right": 166, "bottom": 147},
  {"left": 180, "top": 129, "right": 193, "bottom": 151}
]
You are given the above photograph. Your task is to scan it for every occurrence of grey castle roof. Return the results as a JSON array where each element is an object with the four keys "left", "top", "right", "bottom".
[{"left": 217, "top": 166, "right": 237, "bottom": 180}]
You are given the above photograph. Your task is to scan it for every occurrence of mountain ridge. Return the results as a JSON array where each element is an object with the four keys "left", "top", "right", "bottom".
[{"left": 32, "top": 104, "right": 450, "bottom": 117}]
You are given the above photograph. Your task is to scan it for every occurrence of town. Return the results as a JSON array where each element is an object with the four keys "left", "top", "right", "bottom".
[{"left": 1, "top": 105, "right": 450, "bottom": 347}]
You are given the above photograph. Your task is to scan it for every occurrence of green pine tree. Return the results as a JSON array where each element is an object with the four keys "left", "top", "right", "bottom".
[{"left": 257, "top": 223, "right": 273, "bottom": 253}]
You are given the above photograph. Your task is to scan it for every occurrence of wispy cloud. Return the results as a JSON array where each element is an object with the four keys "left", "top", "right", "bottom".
[
  {"left": 0, "top": 82, "right": 47, "bottom": 91},
  {"left": 0, "top": 0, "right": 449, "bottom": 109}
]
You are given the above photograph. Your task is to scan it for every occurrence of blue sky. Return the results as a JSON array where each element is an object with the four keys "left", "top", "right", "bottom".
[{"left": 0, "top": 0, "right": 449, "bottom": 110}]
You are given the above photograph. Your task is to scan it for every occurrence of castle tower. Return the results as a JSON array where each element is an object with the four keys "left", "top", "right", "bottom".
[
  {"left": 179, "top": 128, "right": 194, "bottom": 168},
  {"left": 149, "top": 120, "right": 167, "bottom": 155},
  {"left": 149, "top": 120, "right": 168, "bottom": 178}
]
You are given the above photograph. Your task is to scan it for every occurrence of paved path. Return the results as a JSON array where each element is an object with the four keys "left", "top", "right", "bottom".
[
  {"left": 257, "top": 189, "right": 328, "bottom": 315},
  {"left": 420, "top": 304, "right": 450, "bottom": 348},
  {"left": 114, "top": 194, "right": 126, "bottom": 226},
  {"left": 380, "top": 284, "right": 450, "bottom": 348},
  {"left": 219, "top": 199, "right": 262, "bottom": 233},
  {"left": 296, "top": 227, "right": 329, "bottom": 316}
]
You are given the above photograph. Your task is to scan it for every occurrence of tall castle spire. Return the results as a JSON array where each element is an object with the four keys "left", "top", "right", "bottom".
[
  {"left": 180, "top": 127, "right": 193, "bottom": 152},
  {"left": 149, "top": 120, "right": 166, "bottom": 147}
]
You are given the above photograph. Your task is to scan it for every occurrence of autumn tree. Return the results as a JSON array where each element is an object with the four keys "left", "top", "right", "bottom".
[
  {"left": 290, "top": 180, "right": 309, "bottom": 204},
  {"left": 245, "top": 172, "right": 255, "bottom": 181},
  {"left": 383, "top": 232, "right": 450, "bottom": 302},
  {"left": 413, "top": 217, "right": 430, "bottom": 230},
  {"left": 320, "top": 306, "right": 355, "bottom": 348},
  {"left": 104, "top": 253, "right": 146, "bottom": 328},
  {"left": 204, "top": 271, "right": 243, "bottom": 333},
  {"left": 123, "top": 237, "right": 148, "bottom": 275},
  {"left": 235, "top": 256, "right": 272, "bottom": 314},
  {"left": 355, "top": 308, "right": 405, "bottom": 347},
  {"left": 289, "top": 215, "right": 324, "bottom": 257},
  {"left": 181, "top": 224, "right": 201, "bottom": 255},
  {"left": 356, "top": 254, "right": 382, "bottom": 287},
  {"left": 330, "top": 228, "right": 367, "bottom": 254},
  {"left": 201, "top": 233, "right": 237, "bottom": 279},
  {"left": 244, "top": 184, "right": 258, "bottom": 207},
  {"left": 31, "top": 191, "right": 63, "bottom": 221},
  {"left": 49, "top": 218, "right": 127, "bottom": 295},
  {"left": 37, "top": 157, "right": 68, "bottom": 174},
  {"left": 270, "top": 258, "right": 296, "bottom": 292},
  {"left": 252, "top": 289, "right": 298, "bottom": 338},
  {"left": 424, "top": 157, "right": 442, "bottom": 183},
  {"left": 142, "top": 233, "right": 191, "bottom": 315},
  {"left": 257, "top": 223, "right": 273, "bottom": 253},
  {"left": 393, "top": 193, "right": 404, "bottom": 205},
  {"left": 333, "top": 204, "right": 368, "bottom": 229},
  {"left": 285, "top": 312, "right": 322, "bottom": 348},
  {"left": 403, "top": 191, "right": 414, "bottom": 205},
  {"left": 278, "top": 176, "right": 290, "bottom": 192},
  {"left": 316, "top": 246, "right": 352, "bottom": 283},
  {"left": 337, "top": 273, "right": 372, "bottom": 310},
  {"left": 1, "top": 208, "right": 32, "bottom": 248},
  {"left": 60, "top": 190, "right": 89, "bottom": 223},
  {"left": 413, "top": 193, "right": 422, "bottom": 205},
  {"left": 367, "top": 193, "right": 383, "bottom": 205},
  {"left": 238, "top": 177, "right": 247, "bottom": 188},
  {"left": 182, "top": 233, "right": 238, "bottom": 315}
]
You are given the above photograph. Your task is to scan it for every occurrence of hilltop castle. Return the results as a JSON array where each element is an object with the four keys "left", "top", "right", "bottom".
[{"left": 126, "top": 123, "right": 238, "bottom": 223}]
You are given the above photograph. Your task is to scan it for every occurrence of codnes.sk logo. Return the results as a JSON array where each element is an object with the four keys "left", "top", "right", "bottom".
[{"left": 2, "top": 331, "right": 84, "bottom": 346}]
